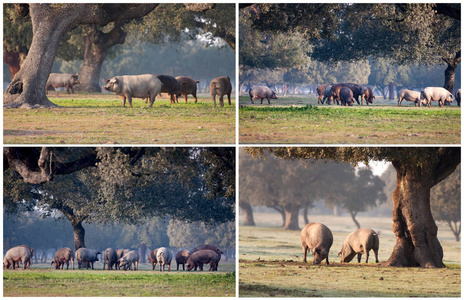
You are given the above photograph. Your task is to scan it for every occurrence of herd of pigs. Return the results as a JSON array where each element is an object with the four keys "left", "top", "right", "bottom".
[
  {"left": 301, "top": 223, "right": 379, "bottom": 265},
  {"left": 248, "top": 83, "right": 461, "bottom": 107},
  {"left": 3, "top": 244, "right": 223, "bottom": 272},
  {"left": 46, "top": 73, "right": 233, "bottom": 108}
]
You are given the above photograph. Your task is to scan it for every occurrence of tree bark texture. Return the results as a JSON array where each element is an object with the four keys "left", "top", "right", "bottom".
[
  {"left": 443, "top": 51, "right": 460, "bottom": 93},
  {"left": 239, "top": 202, "right": 256, "bottom": 226},
  {"left": 283, "top": 204, "right": 300, "bottom": 230},
  {"left": 303, "top": 205, "right": 310, "bottom": 224},
  {"left": 71, "top": 220, "right": 86, "bottom": 252}
]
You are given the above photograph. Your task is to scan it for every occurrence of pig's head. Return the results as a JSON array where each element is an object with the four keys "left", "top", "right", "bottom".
[
  {"left": 271, "top": 91, "right": 278, "bottom": 99},
  {"left": 71, "top": 74, "right": 80, "bottom": 86},
  {"left": 186, "top": 260, "right": 195, "bottom": 271},
  {"left": 312, "top": 247, "right": 328, "bottom": 265},
  {"left": 338, "top": 244, "right": 356, "bottom": 263},
  {"left": 104, "top": 77, "right": 121, "bottom": 93}
]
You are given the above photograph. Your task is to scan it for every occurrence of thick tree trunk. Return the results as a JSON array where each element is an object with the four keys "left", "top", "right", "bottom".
[
  {"left": 382, "top": 162, "right": 444, "bottom": 268},
  {"left": 349, "top": 211, "right": 361, "bottom": 229},
  {"left": 388, "top": 82, "right": 394, "bottom": 100},
  {"left": 283, "top": 204, "right": 300, "bottom": 230},
  {"left": 140, "top": 243, "right": 147, "bottom": 263},
  {"left": 303, "top": 205, "right": 310, "bottom": 224},
  {"left": 72, "top": 221, "right": 86, "bottom": 251},
  {"left": 443, "top": 52, "right": 460, "bottom": 93},
  {"left": 239, "top": 202, "right": 256, "bottom": 226},
  {"left": 78, "top": 23, "right": 127, "bottom": 92},
  {"left": 239, "top": 81, "right": 246, "bottom": 96}
]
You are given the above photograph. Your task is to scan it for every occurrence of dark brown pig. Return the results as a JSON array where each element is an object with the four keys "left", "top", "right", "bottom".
[
  {"left": 175, "top": 249, "right": 191, "bottom": 271},
  {"left": 317, "top": 84, "right": 330, "bottom": 104},
  {"left": 300, "top": 222, "right": 333, "bottom": 265},
  {"left": 155, "top": 75, "right": 182, "bottom": 104},
  {"left": 148, "top": 248, "right": 159, "bottom": 270},
  {"left": 4, "top": 246, "right": 32, "bottom": 269},
  {"left": 210, "top": 76, "right": 232, "bottom": 107},
  {"left": 186, "top": 250, "right": 218, "bottom": 271},
  {"left": 344, "top": 83, "right": 363, "bottom": 105},
  {"left": 338, "top": 228, "right": 379, "bottom": 263},
  {"left": 176, "top": 76, "right": 199, "bottom": 103},
  {"left": 455, "top": 89, "right": 461, "bottom": 106},
  {"left": 104, "top": 74, "right": 162, "bottom": 108},
  {"left": 103, "top": 248, "right": 117, "bottom": 270},
  {"left": 191, "top": 244, "right": 222, "bottom": 271},
  {"left": 339, "top": 87, "right": 354, "bottom": 106},
  {"left": 360, "top": 86, "right": 375, "bottom": 105},
  {"left": 46, "top": 73, "right": 80, "bottom": 94},
  {"left": 51, "top": 247, "right": 74, "bottom": 270},
  {"left": 249, "top": 86, "right": 277, "bottom": 104}
]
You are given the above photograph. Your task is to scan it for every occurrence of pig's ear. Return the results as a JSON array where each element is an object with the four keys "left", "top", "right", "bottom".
[{"left": 109, "top": 78, "right": 117, "bottom": 84}]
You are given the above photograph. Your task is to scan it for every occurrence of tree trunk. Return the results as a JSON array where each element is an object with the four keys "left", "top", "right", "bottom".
[
  {"left": 239, "top": 202, "right": 256, "bottom": 226},
  {"left": 283, "top": 204, "right": 300, "bottom": 230},
  {"left": 239, "top": 81, "right": 246, "bottom": 97},
  {"left": 349, "top": 211, "right": 360, "bottom": 229},
  {"left": 270, "top": 205, "right": 286, "bottom": 227},
  {"left": 71, "top": 220, "right": 86, "bottom": 251},
  {"left": 443, "top": 51, "right": 460, "bottom": 93},
  {"left": 388, "top": 82, "right": 394, "bottom": 100},
  {"left": 140, "top": 243, "right": 147, "bottom": 263},
  {"left": 303, "top": 205, "right": 310, "bottom": 224},
  {"left": 447, "top": 220, "right": 461, "bottom": 242},
  {"left": 382, "top": 162, "right": 443, "bottom": 267},
  {"left": 78, "top": 23, "right": 127, "bottom": 92}
]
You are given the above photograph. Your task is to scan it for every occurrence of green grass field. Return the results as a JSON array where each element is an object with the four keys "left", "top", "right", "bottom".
[
  {"left": 3, "top": 261, "right": 236, "bottom": 297},
  {"left": 3, "top": 93, "right": 235, "bottom": 144},
  {"left": 239, "top": 213, "right": 461, "bottom": 297},
  {"left": 239, "top": 95, "right": 461, "bottom": 144}
]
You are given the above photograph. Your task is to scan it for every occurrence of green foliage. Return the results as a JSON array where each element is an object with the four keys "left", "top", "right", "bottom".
[{"left": 3, "top": 4, "right": 32, "bottom": 53}]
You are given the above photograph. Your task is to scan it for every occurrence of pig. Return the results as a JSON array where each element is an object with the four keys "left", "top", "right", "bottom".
[
  {"left": 317, "top": 84, "right": 330, "bottom": 104},
  {"left": 191, "top": 244, "right": 222, "bottom": 271},
  {"left": 186, "top": 250, "right": 218, "bottom": 271},
  {"left": 360, "top": 86, "right": 375, "bottom": 105},
  {"left": 175, "top": 250, "right": 191, "bottom": 271},
  {"left": 118, "top": 250, "right": 139, "bottom": 271},
  {"left": 148, "top": 248, "right": 159, "bottom": 270},
  {"left": 156, "top": 247, "right": 172, "bottom": 272},
  {"left": 397, "top": 89, "right": 424, "bottom": 106},
  {"left": 155, "top": 75, "right": 183, "bottom": 104},
  {"left": 3, "top": 246, "right": 32, "bottom": 269},
  {"left": 455, "top": 89, "right": 461, "bottom": 106},
  {"left": 104, "top": 74, "right": 162, "bottom": 108},
  {"left": 249, "top": 85, "right": 277, "bottom": 104},
  {"left": 115, "top": 249, "right": 130, "bottom": 270},
  {"left": 338, "top": 228, "right": 379, "bottom": 264},
  {"left": 420, "top": 87, "right": 454, "bottom": 108},
  {"left": 339, "top": 87, "right": 354, "bottom": 106},
  {"left": 46, "top": 73, "right": 80, "bottom": 94},
  {"left": 75, "top": 248, "right": 100, "bottom": 270},
  {"left": 322, "top": 85, "right": 333, "bottom": 104},
  {"left": 14, "top": 245, "right": 34, "bottom": 268},
  {"left": 176, "top": 76, "right": 200, "bottom": 103},
  {"left": 51, "top": 247, "right": 74, "bottom": 270},
  {"left": 210, "top": 76, "right": 232, "bottom": 107},
  {"left": 344, "top": 83, "right": 363, "bottom": 105},
  {"left": 300, "top": 222, "right": 333, "bottom": 265},
  {"left": 103, "top": 248, "right": 118, "bottom": 270}
]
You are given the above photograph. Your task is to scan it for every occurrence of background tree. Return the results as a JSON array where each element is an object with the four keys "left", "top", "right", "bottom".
[
  {"left": 245, "top": 147, "right": 460, "bottom": 268},
  {"left": 430, "top": 164, "right": 461, "bottom": 241}
]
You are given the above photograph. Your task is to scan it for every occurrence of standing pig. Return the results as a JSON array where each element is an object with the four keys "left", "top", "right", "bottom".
[
  {"left": 75, "top": 248, "right": 100, "bottom": 270},
  {"left": 210, "top": 76, "right": 232, "bottom": 107},
  {"left": 397, "top": 89, "right": 424, "bottom": 106},
  {"left": 115, "top": 249, "right": 130, "bottom": 270},
  {"left": 455, "top": 89, "right": 461, "bottom": 106},
  {"left": 300, "top": 222, "right": 333, "bottom": 265},
  {"left": 156, "top": 247, "right": 172, "bottom": 272},
  {"left": 420, "top": 87, "right": 454, "bottom": 107},
  {"left": 317, "top": 84, "right": 330, "bottom": 104},
  {"left": 46, "top": 73, "right": 80, "bottom": 94},
  {"left": 148, "top": 248, "right": 159, "bottom": 270},
  {"left": 339, "top": 87, "right": 354, "bottom": 106},
  {"left": 338, "top": 228, "right": 379, "bottom": 263},
  {"left": 104, "top": 74, "right": 162, "bottom": 108},
  {"left": 322, "top": 85, "right": 333, "bottom": 104},
  {"left": 155, "top": 75, "right": 182, "bottom": 104},
  {"left": 3, "top": 246, "right": 32, "bottom": 269},
  {"left": 249, "top": 86, "right": 277, "bottom": 104},
  {"left": 360, "top": 86, "right": 375, "bottom": 105},
  {"left": 186, "top": 250, "right": 218, "bottom": 271},
  {"left": 51, "top": 247, "right": 74, "bottom": 270},
  {"left": 103, "top": 248, "right": 118, "bottom": 270},
  {"left": 175, "top": 249, "right": 191, "bottom": 271},
  {"left": 176, "top": 76, "right": 200, "bottom": 103},
  {"left": 191, "top": 244, "right": 222, "bottom": 271},
  {"left": 118, "top": 250, "right": 139, "bottom": 271}
]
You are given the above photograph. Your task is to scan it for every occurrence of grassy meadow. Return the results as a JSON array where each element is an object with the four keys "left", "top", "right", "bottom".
[
  {"left": 3, "top": 260, "right": 236, "bottom": 297},
  {"left": 239, "top": 213, "right": 461, "bottom": 297},
  {"left": 239, "top": 94, "right": 461, "bottom": 144},
  {"left": 3, "top": 92, "right": 235, "bottom": 144}
]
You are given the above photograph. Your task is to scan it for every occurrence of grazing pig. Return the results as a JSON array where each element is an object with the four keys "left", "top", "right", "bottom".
[
  {"left": 455, "top": 89, "right": 461, "bottom": 106},
  {"left": 155, "top": 75, "right": 182, "bottom": 104},
  {"left": 75, "top": 248, "right": 100, "bottom": 270},
  {"left": 421, "top": 87, "right": 454, "bottom": 108},
  {"left": 397, "top": 89, "right": 424, "bottom": 106},
  {"left": 51, "top": 247, "right": 74, "bottom": 270},
  {"left": 343, "top": 83, "right": 363, "bottom": 105},
  {"left": 3, "top": 246, "right": 32, "bottom": 269},
  {"left": 118, "top": 250, "right": 139, "bottom": 271},
  {"left": 249, "top": 85, "right": 277, "bottom": 105},
  {"left": 46, "top": 73, "right": 80, "bottom": 94},
  {"left": 317, "top": 84, "right": 330, "bottom": 104},
  {"left": 210, "top": 76, "right": 232, "bottom": 107},
  {"left": 115, "top": 249, "right": 130, "bottom": 270},
  {"left": 175, "top": 250, "right": 191, "bottom": 271},
  {"left": 176, "top": 76, "right": 200, "bottom": 103},
  {"left": 322, "top": 85, "right": 333, "bottom": 104},
  {"left": 300, "top": 222, "right": 333, "bottom": 265},
  {"left": 338, "top": 228, "right": 379, "bottom": 263},
  {"left": 191, "top": 244, "right": 222, "bottom": 271},
  {"left": 156, "top": 247, "right": 172, "bottom": 272},
  {"left": 186, "top": 250, "right": 218, "bottom": 271},
  {"left": 104, "top": 74, "right": 162, "bottom": 108},
  {"left": 339, "top": 87, "right": 354, "bottom": 106},
  {"left": 103, "top": 248, "right": 118, "bottom": 270},
  {"left": 360, "top": 86, "right": 375, "bottom": 105},
  {"left": 14, "top": 245, "right": 34, "bottom": 268},
  {"left": 148, "top": 248, "right": 159, "bottom": 270}
]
